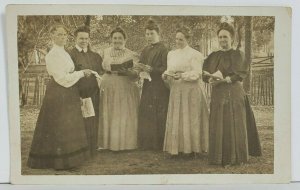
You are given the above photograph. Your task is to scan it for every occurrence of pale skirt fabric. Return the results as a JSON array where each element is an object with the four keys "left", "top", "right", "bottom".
[
  {"left": 98, "top": 73, "right": 140, "bottom": 151},
  {"left": 163, "top": 79, "right": 209, "bottom": 155}
]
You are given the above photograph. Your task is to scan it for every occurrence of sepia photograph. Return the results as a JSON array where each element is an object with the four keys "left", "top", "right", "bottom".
[{"left": 6, "top": 5, "right": 291, "bottom": 184}]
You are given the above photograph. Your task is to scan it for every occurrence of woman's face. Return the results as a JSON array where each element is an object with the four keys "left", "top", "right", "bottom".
[
  {"left": 145, "top": 29, "right": 159, "bottom": 44},
  {"left": 218, "top": 29, "right": 233, "bottom": 50},
  {"left": 111, "top": 32, "right": 126, "bottom": 49},
  {"left": 175, "top": 32, "right": 188, "bottom": 49},
  {"left": 76, "top": 32, "right": 90, "bottom": 49},
  {"left": 52, "top": 27, "right": 68, "bottom": 47}
]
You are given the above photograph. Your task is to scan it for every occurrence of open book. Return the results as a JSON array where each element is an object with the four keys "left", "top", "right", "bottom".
[{"left": 110, "top": 59, "right": 134, "bottom": 71}]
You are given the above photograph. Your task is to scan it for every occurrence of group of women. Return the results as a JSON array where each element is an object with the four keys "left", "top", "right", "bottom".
[{"left": 27, "top": 19, "right": 262, "bottom": 171}]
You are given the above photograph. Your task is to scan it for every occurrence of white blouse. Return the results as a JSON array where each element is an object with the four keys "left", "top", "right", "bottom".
[
  {"left": 166, "top": 45, "right": 204, "bottom": 81},
  {"left": 45, "top": 44, "right": 84, "bottom": 88},
  {"left": 102, "top": 47, "right": 139, "bottom": 72}
]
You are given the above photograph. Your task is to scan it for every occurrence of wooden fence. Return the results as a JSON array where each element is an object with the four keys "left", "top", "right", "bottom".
[
  {"left": 250, "top": 73, "right": 274, "bottom": 106},
  {"left": 19, "top": 62, "right": 274, "bottom": 107}
]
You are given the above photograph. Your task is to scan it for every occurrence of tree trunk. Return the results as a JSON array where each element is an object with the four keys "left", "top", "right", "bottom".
[
  {"left": 244, "top": 16, "right": 252, "bottom": 95},
  {"left": 85, "top": 15, "right": 91, "bottom": 27}
]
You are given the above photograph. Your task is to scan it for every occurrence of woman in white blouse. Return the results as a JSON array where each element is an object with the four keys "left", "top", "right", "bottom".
[
  {"left": 162, "top": 26, "right": 209, "bottom": 156},
  {"left": 27, "top": 25, "right": 92, "bottom": 170}
]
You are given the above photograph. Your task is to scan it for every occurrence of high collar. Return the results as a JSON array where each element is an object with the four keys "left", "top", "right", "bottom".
[
  {"left": 176, "top": 45, "right": 190, "bottom": 52},
  {"left": 52, "top": 43, "right": 65, "bottom": 51},
  {"left": 76, "top": 44, "right": 88, "bottom": 53},
  {"left": 111, "top": 44, "right": 126, "bottom": 51},
  {"left": 150, "top": 41, "right": 161, "bottom": 47},
  {"left": 220, "top": 47, "right": 233, "bottom": 52},
  {"left": 181, "top": 45, "right": 190, "bottom": 51}
]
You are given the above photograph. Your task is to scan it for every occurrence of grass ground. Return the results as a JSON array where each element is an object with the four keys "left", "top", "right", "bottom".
[{"left": 20, "top": 106, "right": 273, "bottom": 175}]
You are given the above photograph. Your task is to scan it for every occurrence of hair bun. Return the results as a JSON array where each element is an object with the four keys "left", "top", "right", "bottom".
[
  {"left": 176, "top": 24, "right": 192, "bottom": 39},
  {"left": 146, "top": 19, "right": 157, "bottom": 26},
  {"left": 145, "top": 19, "right": 160, "bottom": 33},
  {"left": 110, "top": 26, "right": 127, "bottom": 39},
  {"left": 218, "top": 16, "right": 235, "bottom": 37}
]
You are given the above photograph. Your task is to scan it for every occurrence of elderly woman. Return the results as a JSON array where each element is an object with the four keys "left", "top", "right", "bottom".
[
  {"left": 27, "top": 25, "right": 92, "bottom": 170},
  {"left": 203, "top": 22, "right": 262, "bottom": 166},
  {"left": 98, "top": 27, "right": 140, "bottom": 151},
  {"left": 162, "top": 26, "right": 209, "bottom": 156}
]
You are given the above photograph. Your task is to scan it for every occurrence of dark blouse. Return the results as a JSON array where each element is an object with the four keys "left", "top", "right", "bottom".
[
  {"left": 139, "top": 42, "right": 168, "bottom": 80},
  {"left": 69, "top": 47, "right": 103, "bottom": 98},
  {"left": 202, "top": 49, "right": 249, "bottom": 83}
]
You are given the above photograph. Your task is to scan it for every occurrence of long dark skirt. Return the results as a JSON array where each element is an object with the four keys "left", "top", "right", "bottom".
[
  {"left": 138, "top": 79, "right": 169, "bottom": 150},
  {"left": 208, "top": 81, "right": 261, "bottom": 166},
  {"left": 27, "top": 79, "right": 89, "bottom": 170},
  {"left": 83, "top": 90, "right": 100, "bottom": 157}
]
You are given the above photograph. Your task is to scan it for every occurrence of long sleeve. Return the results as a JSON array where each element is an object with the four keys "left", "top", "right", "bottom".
[
  {"left": 202, "top": 58, "right": 210, "bottom": 83},
  {"left": 152, "top": 47, "right": 168, "bottom": 75},
  {"left": 46, "top": 52, "right": 84, "bottom": 88},
  {"left": 181, "top": 52, "right": 203, "bottom": 81},
  {"left": 163, "top": 52, "right": 174, "bottom": 88},
  {"left": 95, "top": 53, "right": 104, "bottom": 75},
  {"left": 230, "top": 50, "right": 249, "bottom": 82}
]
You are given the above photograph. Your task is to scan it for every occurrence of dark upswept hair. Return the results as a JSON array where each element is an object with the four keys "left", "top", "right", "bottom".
[
  {"left": 110, "top": 26, "right": 127, "bottom": 39},
  {"left": 74, "top": 25, "right": 90, "bottom": 37},
  {"left": 49, "top": 24, "right": 68, "bottom": 34},
  {"left": 217, "top": 22, "right": 235, "bottom": 37},
  {"left": 145, "top": 19, "right": 160, "bottom": 34},
  {"left": 176, "top": 25, "right": 192, "bottom": 40}
]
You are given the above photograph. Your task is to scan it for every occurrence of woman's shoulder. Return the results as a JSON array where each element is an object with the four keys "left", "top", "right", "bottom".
[
  {"left": 45, "top": 47, "right": 59, "bottom": 59},
  {"left": 103, "top": 47, "right": 113, "bottom": 53},
  {"left": 189, "top": 47, "right": 203, "bottom": 57},
  {"left": 124, "top": 48, "right": 136, "bottom": 55},
  {"left": 167, "top": 49, "right": 177, "bottom": 56},
  {"left": 230, "top": 48, "right": 244, "bottom": 56},
  {"left": 125, "top": 48, "right": 139, "bottom": 60}
]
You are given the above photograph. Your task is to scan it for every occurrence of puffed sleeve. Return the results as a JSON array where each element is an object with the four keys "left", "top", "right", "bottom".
[
  {"left": 46, "top": 53, "right": 84, "bottom": 88},
  {"left": 181, "top": 52, "right": 203, "bottom": 81},
  {"left": 202, "top": 52, "right": 215, "bottom": 83},
  {"left": 230, "top": 50, "right": 249, "bottom": 82}
]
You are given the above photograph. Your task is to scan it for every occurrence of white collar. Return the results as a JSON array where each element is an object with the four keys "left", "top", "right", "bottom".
[
  {"left": 52, "top": 43, "right": 65, "bottom": 50},
  {"left": 176, "top": 45, "right": 190, "bottom": 52},
  {"left": 76, "top": 44, "right": 88, "bottom": 53}
]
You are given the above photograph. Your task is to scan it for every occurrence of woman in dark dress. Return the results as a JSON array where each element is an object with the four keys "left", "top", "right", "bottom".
[
  {"left": 138, "top": 20, "right": 170, "bottom": 150},
  {"left": 202, "top": 22, "right": 262, "bottom": 166},
  {"left": 27, "top": 25, "right": 92, "bottom": 170}
]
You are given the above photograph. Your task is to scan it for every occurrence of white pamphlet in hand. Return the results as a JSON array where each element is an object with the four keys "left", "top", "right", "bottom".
[
  {"left": 139, "top": 71, "right": 152, "bottom": 82},
  {"left": 212, "top": 70, "right": 224, "bottom": 80},
  {"left": 81, "top": 97, "right": 95, "bottom": 118},
  {"left": 203, "top": 70, "right": 224, "bottom": 80}
]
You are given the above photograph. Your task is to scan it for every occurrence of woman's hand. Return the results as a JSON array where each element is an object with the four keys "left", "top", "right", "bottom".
[
  {"left": 210, "top": 79, "right": 227, "bottom": 86},
  {"left": 82, "top": 69, "right": 93, "bottom": 77},
  {"left": 144, "top": 65, "right": 153, "bottom": 73},
  {"left": 118, "top": 67, "right": 138, "bottom": 78},
  {"left": 173, "top": 72, "right": 181, "bottom": 80},
  {"left": 162, "top": 73, "right": 173, "bottom": 81},
  {"left": 225, "top": 76, "right": 232, "bottom": 83},
  {"left": 117, "top": 67, "right": 128, "bottom": 74}
]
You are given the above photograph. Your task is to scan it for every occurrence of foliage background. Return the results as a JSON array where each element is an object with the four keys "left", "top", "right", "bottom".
[{"left": 17, "top": 15, "right": 274, "bottom": 70}]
